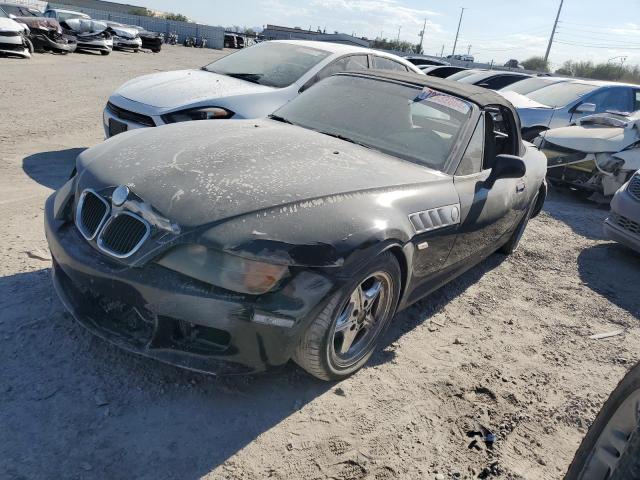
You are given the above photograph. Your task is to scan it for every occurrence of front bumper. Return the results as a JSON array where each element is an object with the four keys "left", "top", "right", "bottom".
[
  {"left": 604, "top": 187, "right": 640, "bottom": 253},
  {"left": 31, "top": 32, "right": 77, "bottom": 53},
  {"left": 44, "top": 194, "right": 334, "bottom": 374},
  {"left": 113, "top": 36, "right": 142, "bottom": 49},
  {"left": 0, "top": 34, "right": 30, "bottom": 58},
  {"left": 76, "top": 37, "right": 112, "bottom": 52}
]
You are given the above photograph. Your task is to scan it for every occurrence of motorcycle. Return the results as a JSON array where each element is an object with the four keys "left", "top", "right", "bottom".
[{"left": 535, "top": 111, "right": 640, "bottom": 202}]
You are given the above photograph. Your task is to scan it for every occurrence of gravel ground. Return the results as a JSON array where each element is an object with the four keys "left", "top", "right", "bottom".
[{"left": 1, "top": 45, "right": 639, "bottom": 480}]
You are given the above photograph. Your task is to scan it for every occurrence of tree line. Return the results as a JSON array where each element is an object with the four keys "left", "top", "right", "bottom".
[{"left": 521, "top": 56, "right": 640, "bottom": 83}]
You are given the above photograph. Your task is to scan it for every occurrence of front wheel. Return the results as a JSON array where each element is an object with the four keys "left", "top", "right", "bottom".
[
  {"left": 100, "top": 50, "right": 110, "bottom": 56},
  {"left": 293, "top": 252, "right": 401, "bottom": 381},
  {"left": 565, "top": 361, "right": 640, "bottom": 480}
]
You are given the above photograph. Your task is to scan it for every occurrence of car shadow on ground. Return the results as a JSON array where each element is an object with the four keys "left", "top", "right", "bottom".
[
  {"left": 22, "top": 148, "right": 84, "bottom": 190},
  {"left": 370, "top": 253, "right": 507, "bottom": 366},
  {"left": 544, "top": 186, "right": 610, "bottom": 241},
  {"left": 577, "top": 242, "right": 640, "bottom": 320},
  {"left": 0, "top": 268, "right": 331, "bottom": 479}
]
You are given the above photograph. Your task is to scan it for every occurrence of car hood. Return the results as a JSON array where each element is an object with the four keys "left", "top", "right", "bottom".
[
  {"left": 14, "top": 17, "right": 60, "bottom": 32},
  {"left": 0, "top": 17, "right": 25, "bottom": 32},
  {"left": 76, "top": 119, "right": 448, "bottom": 228},
  {"left": 62, "top": 18, "right": 107, "bottom": 35},
  {"left": 116, "top": 69, "right": 275, "bottom": 108},
  {"left": 541, "top": 124, "right": 639, "bottom": 153},
  {"left": 499, "top": 90, "right": 550, "bottom": 109}
]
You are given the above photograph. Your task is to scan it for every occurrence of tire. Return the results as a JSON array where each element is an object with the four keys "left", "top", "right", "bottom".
[
  {"left": 499, "top": 192, "right": 538, "bottom": 255},
  {"left": 522, "top": 127, "right": 546, "bottom": 143},
  {"left": 100, "top": 50, "right": 110, "bottom": 56},
  {"left": 565, "top": 361, "right": 640, "bottom": 480},
  {"left": 293, "top": 252, "right": 401, "bottom": 381}
]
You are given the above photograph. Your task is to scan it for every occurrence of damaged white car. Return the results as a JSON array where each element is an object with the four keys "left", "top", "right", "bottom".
[
  {"left": 536, "top": 111, "right": 640, "bottom": 202},
  {"left": 43, "top": 9, "right": 112, "bottom": 55},
  {"left": 0, "top": 5, "right": 30, "bottom": 58},
  {"left": 105, "top": 21, "right": 141, "bottom": 52}
]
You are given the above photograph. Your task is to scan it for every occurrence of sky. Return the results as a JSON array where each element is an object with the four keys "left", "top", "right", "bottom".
[{"left": 116, "top": 0, "right": 640, "bottom": 68}]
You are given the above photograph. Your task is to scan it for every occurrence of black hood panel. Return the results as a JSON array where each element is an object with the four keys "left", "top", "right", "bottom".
[{"left": 77, "top": 119, "right": 448, "bottom": 227}]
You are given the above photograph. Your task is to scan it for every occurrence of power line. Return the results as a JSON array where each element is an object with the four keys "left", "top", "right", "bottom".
[{"left": 555, "top": 40, "right": 640, "bottom": 50}]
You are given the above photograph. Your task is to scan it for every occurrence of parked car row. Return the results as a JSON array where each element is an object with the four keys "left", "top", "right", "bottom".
[{"left": 0, "top": 3, "right": 163, "bottom": 58}]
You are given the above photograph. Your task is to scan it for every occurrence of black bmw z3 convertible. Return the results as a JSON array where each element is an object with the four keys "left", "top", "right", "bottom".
[{"left": 45, "top": 71, "right": 547, "bottom": 381}]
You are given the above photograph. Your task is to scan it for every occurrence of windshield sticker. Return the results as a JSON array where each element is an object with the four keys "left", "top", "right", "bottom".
[{"left": 415, "top": 87, "right": 471, "bottom": 114}]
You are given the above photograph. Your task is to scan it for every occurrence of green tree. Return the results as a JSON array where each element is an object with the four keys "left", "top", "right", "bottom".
[
  {"left": 164, "top": 12, "right": 189, "bottom": 22},
  {"left": 129, "top": 7, "right": 153, "bottom": 16},
  {"left": 521, "top": 56, "right": 549, "bottom": 72}
]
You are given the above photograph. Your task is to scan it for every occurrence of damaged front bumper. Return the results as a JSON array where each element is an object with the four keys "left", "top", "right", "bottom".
[
  {"left": 44, "top": 194, "right": 335, "bottom": 374},
  {"left": 113, "top": 36, "right": 142, "bottom": 50},
  {"left": 76, "top": 35, "right": 112, "bottom": 53},
  {"left": 0, "top": 31, "right": 30, "bottom": 58},
  {"left": 31, "top": 31, "right": 77, "bottom": 53}
]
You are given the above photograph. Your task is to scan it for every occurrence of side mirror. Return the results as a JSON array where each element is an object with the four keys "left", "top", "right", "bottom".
[
  {"left": 486, "top": 154, "right": 526, "bottom": 186},
  {"left": 8, "top": 13, "right": 16, "bottom": 18},
  {"left": 574, "top": 102, "right": 596, "bottom": 114}
]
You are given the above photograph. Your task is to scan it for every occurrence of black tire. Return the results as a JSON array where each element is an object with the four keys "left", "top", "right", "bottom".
[
  {"left": 565, "top": 361, "right": 640, "bottom": 480},
  {"left": 499, "top": 192, "right": 538, "bottom": 255},
  {"left": 523, "top": 127, "right": 546, "bottom": 143},
  {"left": 25, "top": 37, "right": 34, "bottom": 54},
  {"left": 293, "top": 252, "right": 401, "bottom": 381},
  {"left": 100, "top": 50, "right": 110, "bottom": 56}
]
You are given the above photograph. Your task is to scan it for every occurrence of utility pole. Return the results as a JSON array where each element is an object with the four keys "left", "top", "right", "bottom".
[
  {"left": 452, "top": 7, "right": 465, "bottom": 55},
  {"left": 467, "top": 44, "right": 471, "bottom": 55},
  {"left": 440, "top": 44, "right": 444, "bottom": 57},
  {"left": 397, "top": 25, "right": 401, "bottom": 43},
  {"left": 418, "top": 18, "right": 427, "bottom": 54},
  {"left": 544, "top": 0, "right": 563, "bottom": 63}
]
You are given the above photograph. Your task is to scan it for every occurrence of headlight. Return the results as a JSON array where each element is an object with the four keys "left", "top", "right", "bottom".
[
  {"left": 157, "top": 245, "right": 288, "bottom": 295},
  {"left": 162, "top": 107, "right": 234, "bottom": 124}
]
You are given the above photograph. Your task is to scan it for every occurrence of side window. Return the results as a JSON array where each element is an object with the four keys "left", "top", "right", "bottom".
[
  {"left": 315, "top": 55, "right": 368, "bottom": 82},
  {"left": 585, "top": 88, "right": 632, "bottom": 113},
  {"left": 483, "top": 106, "right": 517, "bottom": 169},
  {"left": 633, "top": 90, "right": 640, "bottom": 111},
  {"left": 456, "top": 115, "right": 485, "bottom": 176},
  {"left": 372, "top": 56, "right": 408, "bottom": 72}
]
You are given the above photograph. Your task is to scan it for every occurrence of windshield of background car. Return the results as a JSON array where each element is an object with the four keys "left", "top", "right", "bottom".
[
  {"left": 56, "top": 11, "right": 89, "bottom": 22},
  {"left": 501, "top": 77, "right": 558, "bottom": 94},
  {"left": 447, "top": 70, "right": 479, "bottom": 81},
  {"left": 0, "top": 6, "right": 8, "bottom": 18},
  {"left": 203, "top": 42, "right": 331, "bottom": 88},
  {"left": 273, "top": 75, "right": 474, "bottom": 172},
  {"left": 526, "top": 82, "right": 598, "bottom": 107}
]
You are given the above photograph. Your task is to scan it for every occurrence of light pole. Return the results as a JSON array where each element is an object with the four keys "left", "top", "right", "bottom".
[
  {"left": 544, "top": 0, "right": 563, "bottom": 63},
  {"left": 451, "top": 7, "right": 465, "bottom": 56}
]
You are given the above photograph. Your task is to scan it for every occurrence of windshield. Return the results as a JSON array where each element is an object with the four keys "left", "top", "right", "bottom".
[
  {"left": 203, "top": 42, "right": 331, "bottom": 88},
  {"left": 56, "top": 11, "right": 89, "bottom": 22},
  {"left": 447, "top": 70, "right": 479, "bottom": 81},
  {"left": 272, "top": 75, "right": 474, "bottom": 172},
  {"left": 501, "top": 77, "right": 560, "bottom": 95},
  {"left": 526, "top": 82, "right": 598, "bottom": 107},
  {"left": 0, "top": 6, "right": 8, "bottom": 18}
]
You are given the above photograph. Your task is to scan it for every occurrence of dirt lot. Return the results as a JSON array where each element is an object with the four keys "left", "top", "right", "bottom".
[{"left": 1, "top": 45, "right": 639, "bottom": 480}]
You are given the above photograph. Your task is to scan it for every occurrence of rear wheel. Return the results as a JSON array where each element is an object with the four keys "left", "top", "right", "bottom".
[
  {"left": 100, "top": 50, "right": 110, "bottom": 56},
  {"left": 293, "top": 252, "right": 401, "bottom": 381},
  {"left": 565, "top": 362, "right": 640, "bottom": 479}
]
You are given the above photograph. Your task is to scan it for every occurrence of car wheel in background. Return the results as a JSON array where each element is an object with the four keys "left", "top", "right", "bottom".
[
  {"left": 565, "top": 361, "right": 640, "bottom": 480},
  {"left": 293, "top": 252, "right": 401, "bottom": 381},
  {"left": 25, "top": 38, "right": 34, "bottom": 54},
  {"left": 100, "top": 50, "right": 110, "bottom": 56}
]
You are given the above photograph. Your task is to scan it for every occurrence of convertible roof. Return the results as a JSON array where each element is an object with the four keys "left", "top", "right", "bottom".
[{"left": 339, "top": 69, "right": 517, "bottom": 110}]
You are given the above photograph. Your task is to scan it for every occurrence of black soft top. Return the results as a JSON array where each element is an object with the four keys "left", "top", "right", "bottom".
[{"left": 338, "top": 70, "right": 517, "bottom": 111}]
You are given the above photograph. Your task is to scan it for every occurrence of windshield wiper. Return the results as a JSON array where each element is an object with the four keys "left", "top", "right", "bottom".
[
  {"left": 316, "top": 130, "right": 372, "bottom": 149},
  {"left": 224, "top": 72, "right": 263, "bottom": 84},
  {"left": 268, "top": 114, "right": 293, "bottom": 125}
]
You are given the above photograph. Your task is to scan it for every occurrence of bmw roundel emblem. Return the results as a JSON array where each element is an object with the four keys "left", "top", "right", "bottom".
[{"left": 112, "top": 185, "right": 130, "bottom": 207}]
